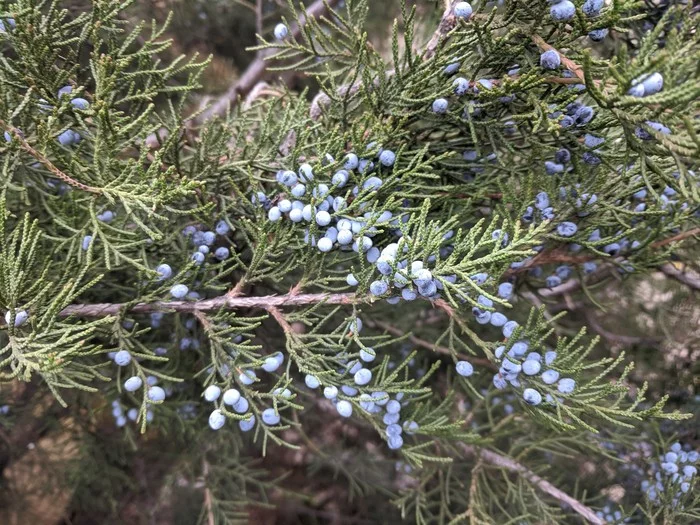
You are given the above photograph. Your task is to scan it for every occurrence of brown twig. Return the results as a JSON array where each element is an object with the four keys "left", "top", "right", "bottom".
[
  {"left": 0, "top": 119, "right": 101, "bottom": 194},
  {"left": 423, "top": 1, "right": 459, "bottom": 60},
  {"left": 459, "top": 443, "right": 604, "bottom": 525},
  {"left": 531, "top": 35, "right": 585, "bottom": 84},
  {"left": 197, "top": 0, "right": 341, "bottom": 123},
  {"left": 58, "top": 292, "right": 358, "bottom": 318}
]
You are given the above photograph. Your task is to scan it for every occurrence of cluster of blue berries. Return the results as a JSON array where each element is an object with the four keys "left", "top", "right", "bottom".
[
  {"left": 261, "top": 147, "right": 400, "bottom": 257},
  {"left": 110, "top": 399, "right": 153, "bottom": 427},
  {"left": 594, "top": 505, "right": 627, "bottom": 524},
  {"left": 641, "top": 443, "right": 698, "bottom": 507}
]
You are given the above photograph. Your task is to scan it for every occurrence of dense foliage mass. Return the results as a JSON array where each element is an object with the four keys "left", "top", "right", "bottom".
[{"left": 0, "top": 0, "right": 698, "bottom": 523}]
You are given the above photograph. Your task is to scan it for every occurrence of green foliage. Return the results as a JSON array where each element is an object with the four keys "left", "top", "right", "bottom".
[{"left": 0, "top": 0, "right": 698, "bottom": 523}]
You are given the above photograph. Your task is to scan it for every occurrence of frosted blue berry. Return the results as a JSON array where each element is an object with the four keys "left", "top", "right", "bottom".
[
  {"left": 223, "top": 388, "right": 241, "bottom": 406},
  {"left": 535, "top": 191, "right": 550, "bottom": 210},
  {"left": 204, "top": 385, "right": 221, "bottom": 402},
  {"left": 454, "top": 2, "right": 472, "bottom": 18},
  {"left": 588, "top": 28, "right": 608, "bottom": 42},
  {"left": 336, "top": 399, "right": 353, "bottom": 418},
  {"left": 523, "top": 388, "right": 542, "bottom": 405},
  {"left": 58, "top": 129, "right": 78, "bottom": 146},
  {"left": 557, "top": 378, "right": 576, "bottom": 393},
  {"left": 379, "top": 150, "right": 396, "bottom": 167},
  {"left": 456, "top": 361, "right": 474, "bottom": 377},
  {"left": 239, "top": 414, "right": 256, "bottom": 432},
  {"left": 4, "top": 309, "right": 28, "bottom": 327},
  {"left": 640, "top": 73, "right": 664, "bottom": 96},
  {"left": 298, "top": 163, "right": 314, "bottom": 183},
  {"left": 386, "top": 423, "right": 402, "bottom": 437},
  {"left": 239, "top": 370, "right": 256, "bottom": 385},
  {"left": 545, "top": 275, "right": 562, "bottom": 288},
  {"left": 214, "top": 247, "right": 230, "bottom": 261},
  {"left": 124, "top": 376, "right": 143, "bottom": 392},
  {"left": 208, "top": 409, "right": 225, "bottom": 430},
  {"left": 556, "top": 221, "right": 577, "bottom": 237},
  {"left": 148, "top": 386, "right": 166, "bottom": 402},
  {"left": 471, "top": 272, "right": 488, "bottom": 285},
  {"left": 280, "top": 170, "right": 297, "bottom": 186},
  {"left": 354, "top": 368, "right": 372, "bottom": 386},
  {"left": 432, "top": 98, "right": 448, "bottom": 114},
  {"left": 114, "top": 350, "right": 132, "bottom": 366},
  {"left": 360, "top": 348, "right": 376, "bottom": 362},
  {"left": 453, "top": 77, "right": 469, "bottom": 96},
  {"left": 544, "top": 350, "right": 557, "bottom": 365},
  {"left": 369, "top": 280, "right": 388, "bottom": 296},
  {"left": 540, "top": 50, "right": 561, "bottom": 70},
  {"left": 386, "top": 399, "right": 401, "bottom": 414},
  {"left": 317, "top": 237, "right": 334, "bottom": 253},
  {"left": 387, "top": 434, "right": 404, "bottom": 450},
  {"left": 232, "top": 397, "right": 249, "bottom": 414},
  {"left": 522, "top": 359, "right": 541, "bottom": 376},
  {"left": 582, "top": 0, "right": 603, "bottom": 17},
  {"left": 262, "top": 408, "right": 281, "bottom": 425},
  {"left": 70, "top": 97, "right": 90, "bottom": 110},
  {"left": 305, "top": 374, "right": 320, "bottom": 389},
  {"left": 323, "top": 385, "right": 338, "bottom": 399},
  {"left": 212, "top": 221, "right": 229, "bottom": 237},
  {"left": 493, "top": 375, "right": 507, "bottom": 390},
  {"left": 541, "top": 369, "right": 560, "bottom": 384},
  {"left": 498, "top": 282, "right": 513, "bottom": 299},
  {"left": 490, "top": 312, "right": 507, "bottom": 327},
  {"left": 545, "top": 161, "right": 564, "bottom": 175},
  {"left": 502, "top": 320, "right": 519, "bottom": 338},
  {"left": 273, "top": 23, "right": 288, "bottom": 41},
  {"left": 3, "top": 131, "right": 12, "bottom": 143},
  {"left": 344, "top": 153, "right": 359, "bottom": 170},
  {"left": 550, "top": 0, "right": 575, "bottom": 21},
  {"left": 191, "top": 252, "right": 205, "bottom": 265}
]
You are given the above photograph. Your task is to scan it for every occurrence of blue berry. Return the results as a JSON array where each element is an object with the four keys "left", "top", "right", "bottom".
[
  {"left": 456, "top": 361, "right": 474, "bottom": 377},
  {"left": 588, "top": 28, "right": 608, "bottom": 42},
  {"left": 70, "top": 97, "right": 90, "bottom": 110},
  {"left": 582, "top": 0, "right": 603, "bottom": 17},
  {"left": 502, "top": 320, "right": 519, "bottom": 338},
  {"left": 305, "top": 374, "right": 320, "bottom": 389},
  {"left": 379, "top": 150, "right": 396, "bottom": 167},
  {"left": 454, "top": 2, "right": 473, "bottom": 18},
  {"left": 453, "top": 77, "right": 469, "bottom": 96},
  {"left": 208, "top": 409, "right": 226, "bottom": 430},
  {"left": 557, "top": 378, "right": 576, "bottom": 393},
  {"left": 4, "top": 309, "right": 28, "bottom": 327},
  {"left": 551, "top": 0, "right": 575, "bottom": 20},
  {"left": 490, "top": 312, "right": 508, "bottom": 327},
  {"left": 169, "top": 284, "right": 188, "bottom": 299},
  {"left": 148, "top": 386, "right": 165, "bottom": 402},
  {"left": 262, "top": 408, "right": 281, "bottom": 425},
  {"left": 215, "top": 220, "right": 230, "bottom": 236},
  {"left": 214, "top": 247, "right": 230, "bottom": 260},
  {"left": 535, "top": 191, "right": 550, "bottom": 210},
  {"left": 317, "top": 237, "right": 333, "bottom": 252},
  {"left": 124, "top": 376, "right": 143, "bottom": 392},
  {"left": 336, "top": 400, "right": 353, "bottom": 417},
  {"left": 497, "top": 282, "right": 513, "bottom": 299},
  {"left": 354, "top": 368, "right": 372, "bottom": 386},
  {"left": 545, "top": 161, "right": 564, "bottom": 175},
  {"left": 223, "top": 389, "right": 241, "bottom": 406},
  {"left": 432, "top": 98, "right": 448, "bottom": 114},
  {"left": 232, "top": 397, "right": 249, "bottom": 414},
  {"left": 239, "top": 414, "right": 256, "bottom": 431},
  {"left": 556, "top": 221, "right": 578, "bottom": 237},
  {"left": 522, "top": 359, "right": 541, "bottom": 375},
  {"left": 344, "top": 153, "right": 359, "bottom": 170},
  {"left": 204, "top": 385, "right": 221, "bottom": 402},
  {"left": 114, "top": 350, "right": 131, "bottom": 366},
  {"left": 540, "top": 49, "right": 561, "bottom": 70},
  {"left": 387, "top": 434, "right": 404, "bottom": 450},
  {"left": 541, "top": 369, "right": 560, "bottom": 384},
  {"left": 523, "top": 388, "right": 542, "bottom": 405},
  {"left": 369, "top": 280, "right": 388, "bottom": 296},
  {"left": 239, "top": 370, "right": 256, "bottom": 385},
  {"left": 274, "top": 23, "right": 288, "bottom": 41}
]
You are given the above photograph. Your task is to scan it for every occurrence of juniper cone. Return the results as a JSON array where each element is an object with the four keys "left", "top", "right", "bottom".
[{"left": 0, "top": 0, "right": 699, "bottom": 523}]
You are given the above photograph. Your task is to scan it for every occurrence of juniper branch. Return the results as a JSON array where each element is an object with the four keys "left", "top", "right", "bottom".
[
  {"left": 459, "top": 443, "right": 604, "bottom": 525},
  {"left": 197, "top": 0, "right": 342, "bottom": 123},
  {"left": 0, "top": 119, "right": 101, "bottom": 194}
]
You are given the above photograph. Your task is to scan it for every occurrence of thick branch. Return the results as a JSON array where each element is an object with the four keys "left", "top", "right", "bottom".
[
  {"left": 58, "top": 292, "right": 358, "bottom": 318},
  {"left": 196, "top": 0, "right": 340, "bottom": 123},
  {"left": 459, "top": 443, "right": 604, "bottom": 525},
  {"left": 0, "top": 119, "right": 101, "bottom": 194},
  {"left": 658, "top": 263, "right": 700, "bottom": 291}
]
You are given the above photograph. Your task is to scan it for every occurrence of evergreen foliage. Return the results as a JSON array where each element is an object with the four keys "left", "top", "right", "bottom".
[{"left": 0, "top": 0, "right": 698, "bottom": 523}]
